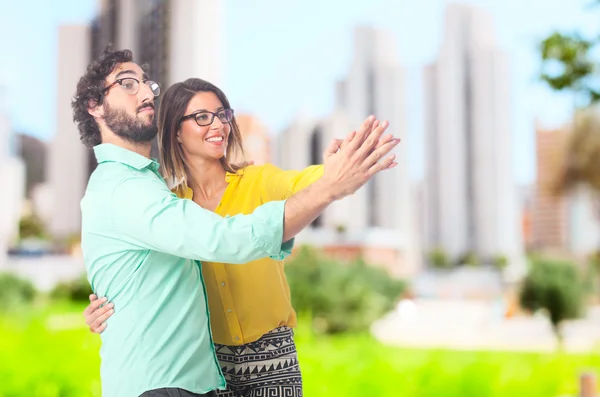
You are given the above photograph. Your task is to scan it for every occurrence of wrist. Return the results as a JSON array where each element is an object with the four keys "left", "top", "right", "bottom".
[{"left": 311, "top": 179, "right": 338, "bottom": 203}]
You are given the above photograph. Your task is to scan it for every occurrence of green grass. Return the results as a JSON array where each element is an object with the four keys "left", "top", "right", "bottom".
[
  {"left": 0, "top": 302, "right": 102, "bottom": 397},
  {"left": 0, "top": 303, "right": 598, "bottom": 397},
  {"left": 296, "top": 328, "right": 600, "bottom": 397}
]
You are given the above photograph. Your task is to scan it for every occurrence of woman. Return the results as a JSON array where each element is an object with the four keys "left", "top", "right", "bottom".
[{"left": 84, "top": 78, "right": 393, "bottom": 397}]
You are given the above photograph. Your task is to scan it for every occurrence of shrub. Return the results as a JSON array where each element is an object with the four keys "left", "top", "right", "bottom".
[
  {"left": 0, "top": 272, "right": 37, "bottom": 311},
  {"left": 519, "top": 259, "right": 584, "bottom": 347},
  {"left": 456, "top": 251, "right": 480, "bottom": 267},
  {"left": 492, "top": 254, "right": 508, "bottom": 270},
  {"left": 19, "top": 214, "right": 48, "bottom": 240},
  {"left": 285, "top": 246, "right": 407, "bottom": 334},
  {"left": 427, "top": 248, "right": 451, "bottom": 269},
  {"left": 50, "top": 274, "right": 93, "bottom": 302}
]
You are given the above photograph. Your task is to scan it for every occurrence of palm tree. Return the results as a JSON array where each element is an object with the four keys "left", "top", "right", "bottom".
[{"left": 553, "top": 107, "right": 600, "bottom": 194}]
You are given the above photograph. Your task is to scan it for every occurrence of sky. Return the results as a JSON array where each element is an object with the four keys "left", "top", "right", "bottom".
[{"left": 0, "top": 0, "right": 597, "bottom": 184}]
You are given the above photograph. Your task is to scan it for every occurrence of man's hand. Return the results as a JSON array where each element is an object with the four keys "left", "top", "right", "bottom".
[
  {"left": 83, "top": 294, "right": 114, "bottom": 333},
  {"left": 317, "top": 115, "right": 399, "bottom": 200},
  {"left": 279, "top": 115, "right": 399, "bottom": 242}
]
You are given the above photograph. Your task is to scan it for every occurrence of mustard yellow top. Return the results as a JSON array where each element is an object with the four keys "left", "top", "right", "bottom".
[{"left": 177, "top": 163, "right": 324, "bottom": 345}]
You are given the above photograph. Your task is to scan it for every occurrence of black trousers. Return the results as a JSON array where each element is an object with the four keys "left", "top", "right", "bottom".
[{"left": 139, "top": 388, "right": 217, "bottom": 397}]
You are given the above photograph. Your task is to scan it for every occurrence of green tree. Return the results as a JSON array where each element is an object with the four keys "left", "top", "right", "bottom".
[
  {"left": 538, "top": 6, "right": 600, "bottom": 189},
  {"left": 539, "top": 3, "right": 600, "bottom": 296},
  {"left": 537, "top": 0, "right": 600, "bottom": 102},
  {"left": 18, "top": 214, "right": 48, "bottom": 240},
  {"left": 539, "top": 31, "right": 598, "bottom": 106},
  {"left": 519, "top": 259, "right": 584, "bottom": 347},
  {"left": 285, "top": 246, "right": 407, "bottom": 334}
]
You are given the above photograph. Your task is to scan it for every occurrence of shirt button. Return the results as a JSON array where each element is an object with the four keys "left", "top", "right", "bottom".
[
  {"left": 220, "top": 282, "right": 226, "bottom": 287},
  {"left": 227, "top": 309, "right": 232, "bottom": 313},
  {"left": 235, "top": 336, "right": 240, "bottom": 341}
]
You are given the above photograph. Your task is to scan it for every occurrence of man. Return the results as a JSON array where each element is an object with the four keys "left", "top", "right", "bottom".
[{"left": 72, "top": 46, "right": 399, "bottom": 397}]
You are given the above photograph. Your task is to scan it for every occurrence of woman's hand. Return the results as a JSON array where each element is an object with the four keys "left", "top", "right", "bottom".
[{"left": 83, "top": 294, "right": 114, "bottom": 333}]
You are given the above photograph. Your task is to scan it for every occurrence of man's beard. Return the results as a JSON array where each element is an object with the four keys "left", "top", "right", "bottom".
[{"left": 103, "top": 102, "right": 158, "bottom": 144}]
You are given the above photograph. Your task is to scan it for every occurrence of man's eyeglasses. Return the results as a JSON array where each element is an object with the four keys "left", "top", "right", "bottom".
[
  {"left": 180, "top": 109, "right": 235, "bottom": 127},
  {"left": 103, "top": 78, "right": 161, "bottom": 97}
]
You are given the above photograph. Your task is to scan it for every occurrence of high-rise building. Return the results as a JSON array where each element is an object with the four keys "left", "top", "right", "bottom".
[
  {"left": 16, "top": 133, "right": 47, "bottom": 198},
  {"left": 277, "top": 110, "right": 354, "bottom": 231},
  {"left": 168, "top": 0, "right": 223, "bottom": 86},
  {"left": 91, "top": 0, "right": 223, "bottom": 88},
  {"left": 48, "top": 1, "right": 225, "bottom": 240},
  {"left": 530, "top": 121, "right": 600, "bottom": 256},
  {"left": 335, "top": 26, "right": 410, "bottom": 232},
  {"left": 277, "top": 26, "right": 420, "bottom": 277},
  {"left": 423, "top": 4, "right": 524, "bottom": 270},
  {"left": 531, "top": 123, "right": 569, "bottom": 250},
  {"left": 48, "top": 24, "right": 92, "bottom": 240}
]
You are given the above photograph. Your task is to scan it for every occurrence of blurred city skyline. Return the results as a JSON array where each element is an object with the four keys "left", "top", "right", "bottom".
[
  {"left": 0, "top": 0, "right": 597, "bottom": 186},
  {"left": 1, "top": 6, "right": 599, "bottom": 382}
]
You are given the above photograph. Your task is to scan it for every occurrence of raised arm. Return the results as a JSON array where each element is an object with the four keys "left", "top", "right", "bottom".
[
  {"left": 111, "top": 176, "right": 293, "bottom": 264},
  {"left": 111, "top": 116, "right": 398, "bottom": 262}
]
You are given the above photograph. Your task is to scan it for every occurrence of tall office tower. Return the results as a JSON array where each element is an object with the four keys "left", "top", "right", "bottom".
[
  {"left": 276, "top": 26, "right": 420, "bottom": 277},
  {"left": 531, "top": 123, "right": 569, "bottom": 251},
  {"left": 168, "top": 0, "right": 223, "bottom": 86},
  {"left": 45, "top": 0, "right": 225, "bottom": 242},
  {"left": 48, "top": 24, "right": 91, "bottom": 239},
  {"left": 423, "top": 4, "right": 524, "bottom": 269},
  {"left": 91, "top": 0, "right": 223, "bottom": 87},
  {"left": 531, "top": 121, "right": 600, "bottom": 256},
  {"left": 277, "top": 110, "right": 354, "bottom": 232},
  {"left": 335, "top": 26, "right": 410, "bottom": 232}
]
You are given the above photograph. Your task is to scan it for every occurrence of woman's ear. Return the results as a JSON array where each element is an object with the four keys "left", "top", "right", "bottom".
[{"left": 176, "top": 131, "right": 183, "bottom": 144}]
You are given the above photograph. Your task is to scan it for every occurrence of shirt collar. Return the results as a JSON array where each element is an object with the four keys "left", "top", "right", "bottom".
[{"left": 93, "top": 143, "right": 160, "bottom": 171}]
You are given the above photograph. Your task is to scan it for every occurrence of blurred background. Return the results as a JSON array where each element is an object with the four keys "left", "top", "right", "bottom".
[{"left": 1, "top": 0, "right": 600, "bottom": 396}]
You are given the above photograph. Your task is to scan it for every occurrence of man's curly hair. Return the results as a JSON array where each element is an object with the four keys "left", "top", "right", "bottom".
[{"left": 71, "top": 45, "right": 134, "bottom": 148}]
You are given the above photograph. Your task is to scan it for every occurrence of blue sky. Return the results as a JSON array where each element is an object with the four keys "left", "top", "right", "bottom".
[{"left": 0, "top": 0, "right": 596, "bottom": 183}]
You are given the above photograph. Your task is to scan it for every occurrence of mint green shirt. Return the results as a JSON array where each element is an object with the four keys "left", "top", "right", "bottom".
[{"left": 81, "top": 144, "right": 293, "bottom": 397}]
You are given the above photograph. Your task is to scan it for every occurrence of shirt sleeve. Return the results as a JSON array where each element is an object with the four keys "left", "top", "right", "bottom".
[
  {"left": 260, "top": 164, "right": 324, "bottom": 201},
  {"left": 110, "top": 175, "right": 292, "bottom": 263}
]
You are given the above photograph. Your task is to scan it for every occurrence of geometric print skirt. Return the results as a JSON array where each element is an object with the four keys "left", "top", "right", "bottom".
[{"left": 214, "top": 326, "right": 303, "bottom": 397}]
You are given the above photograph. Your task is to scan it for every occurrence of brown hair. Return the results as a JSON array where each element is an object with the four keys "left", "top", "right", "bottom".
[{"left": 157, "top": 78, "right": 245, "bottom": 196}]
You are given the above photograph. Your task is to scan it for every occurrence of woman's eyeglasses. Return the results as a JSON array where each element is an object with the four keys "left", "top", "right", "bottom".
[{"left": 180, "top": 109, "right": 235, "bottom": 126}]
